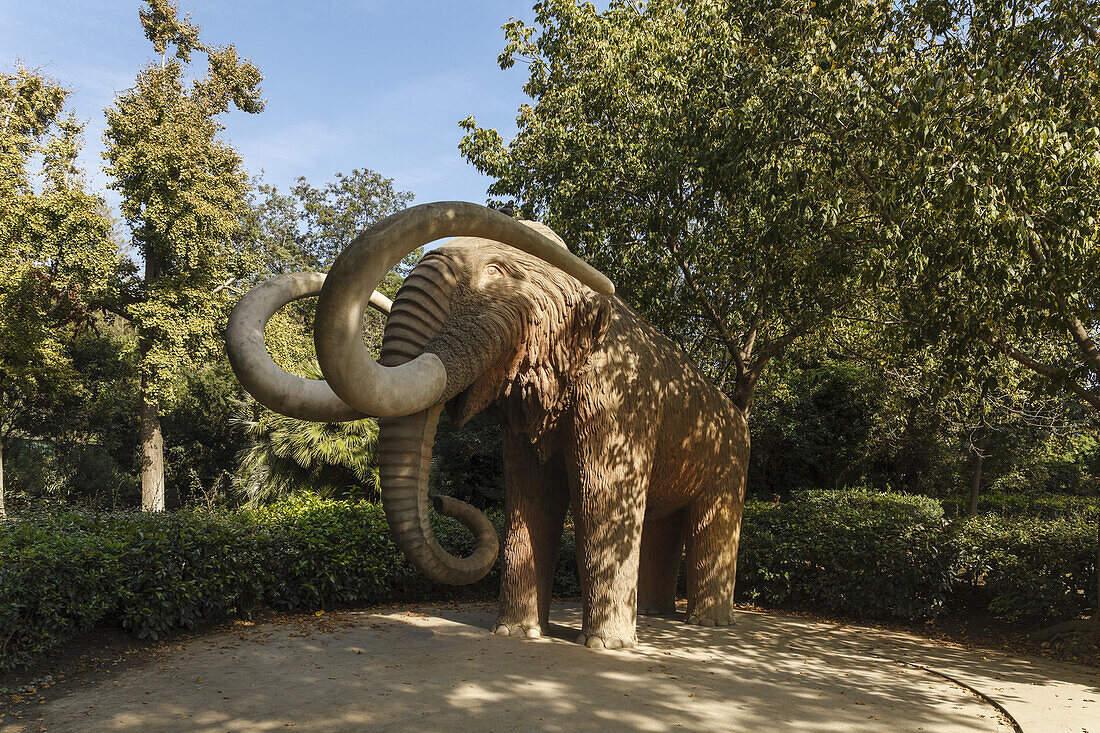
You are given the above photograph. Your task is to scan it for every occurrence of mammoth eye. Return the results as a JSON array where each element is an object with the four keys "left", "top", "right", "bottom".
[{"left": 485, "top": 264, "right": 504, "bottom": 278}]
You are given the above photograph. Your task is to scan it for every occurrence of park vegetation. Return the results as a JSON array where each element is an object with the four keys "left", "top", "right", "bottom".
[{"left": 1, "top": 0, "right": 1098, "bottom": 670}]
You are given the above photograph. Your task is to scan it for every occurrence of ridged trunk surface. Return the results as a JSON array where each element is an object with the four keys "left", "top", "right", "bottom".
[
  {"left": 139, "top": 375, "right": 165, "bottom": 513},
  {"left": 377, "top": 255, "right": 498, "bottom": 584}
]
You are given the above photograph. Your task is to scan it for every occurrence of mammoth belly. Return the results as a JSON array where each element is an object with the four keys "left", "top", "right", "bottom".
[{"left": 643, "top": 416, "right": 747, "bottom": 519}]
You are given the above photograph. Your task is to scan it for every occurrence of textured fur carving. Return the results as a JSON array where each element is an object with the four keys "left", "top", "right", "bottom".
[{"left": 378, "top": 221, "right": 748, "bottom": 649}]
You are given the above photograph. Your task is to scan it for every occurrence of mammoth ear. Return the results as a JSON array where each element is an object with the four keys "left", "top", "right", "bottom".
[{"left": 575, "top": 292, "right": 612, "bottom": 360}]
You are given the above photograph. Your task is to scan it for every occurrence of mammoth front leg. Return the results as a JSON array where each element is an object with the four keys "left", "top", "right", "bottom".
[
  {"left": 568, "top": 446, "right": 650, "bottom": 649},
  {"left": 495, "top": 432, "right": 569, "bottom": 638}
]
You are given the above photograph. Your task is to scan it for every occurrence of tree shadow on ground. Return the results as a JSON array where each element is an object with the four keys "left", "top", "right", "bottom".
[{"left": 11, "top": 603, "right": 1087, "bottom": 732}]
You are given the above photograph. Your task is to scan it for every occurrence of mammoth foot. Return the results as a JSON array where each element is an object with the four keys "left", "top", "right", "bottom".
[
  {"left": 492, "top": 621, "right": 543, "bottom": 639},
  {"left": 685, "top": 613, "right": 736, "bottom": 627},
  {"left": 575, "top": 631, "right": 636, "bottom": 650},
  {"left": 637, "top": 605, "right": 676, "bottom": 617}
]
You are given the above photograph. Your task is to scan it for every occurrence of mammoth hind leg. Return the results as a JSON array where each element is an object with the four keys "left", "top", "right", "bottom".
[
  {"left": 684, "top": 483, "right": 744, "bottom": 627},
  {"left": 637, "top": 510, "right": 685, "bottom": 616}
]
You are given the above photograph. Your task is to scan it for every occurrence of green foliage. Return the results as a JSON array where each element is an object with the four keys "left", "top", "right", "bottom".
[
  {"left": 104, "top": 0, "right": 264, "bottom": 403},
  {"left": 0, "top": 515, "right": 125, "bottom": 670},
  {"left": 0, "top": 494, "right": 582, "bottom": 672},
  {"left": 943, "top": 493, "right": 1100, "bottom": 521},
  {"left": 111, "top": 511, "right": 263, "bottom": 638},
  {"left": 749, "top": 357, "right": 945, "bottom": 497},
  {"left": 738, "top": 490, "right": 956, "bottom": 619},
  {"left": 161, "top": 362, "right": 247, "bottom": 507},
  {"left": 0, "top": 497, "right": 465, "bottom": 669},
  {"left": 990, "top": 431, "right": 1100, "bottom": 497},
  {"left": 232, "top": 169, "right": 423, "bottom": 505},
  {"left": 430, "top": 411, "right": 504, "bottom": 509},
  {"left": 5, "top": 489, "right": 1098, "bottom": 672},
  {"left": 461, "top": 0, "right": 896, "bottom": 408},
  {"left": 956, "top": 514, "right": 1097, "bottom": 622},
  {"left": 0, "top": 65, "right": 122, "bottom": 489},
  {"left": 247, "top": 169, "right": 416, "bottom": 276},
  {"left": 2, "top": 327, "right": 140, "bottom": 510},
  {"left": 233, "top": 387, "right": 381, "bottom": 504},
  {"left": 868, "top": 0, "right": 1100, "bottom": 406}
]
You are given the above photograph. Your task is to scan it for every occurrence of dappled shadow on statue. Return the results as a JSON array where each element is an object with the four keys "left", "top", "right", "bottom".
[{"left": 227, "top": 203, "right": 751, "bottom": 649}]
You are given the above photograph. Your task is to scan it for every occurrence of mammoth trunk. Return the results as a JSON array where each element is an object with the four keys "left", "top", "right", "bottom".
[{"left": 377, "top": 256, "right": 498, "bottom": 585}]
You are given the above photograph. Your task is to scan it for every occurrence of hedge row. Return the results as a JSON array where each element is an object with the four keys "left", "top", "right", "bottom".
[
  {"left": 739, "top": 492, "right": 1097, "bottom": 623},
  {"left": 1, "top": 491, "right": 1096, "bottom": 673},
  {"left": 738, "top": 491, "right": 956, "bottom": 619},
  {"left": 0, "top": 496, "right": 535, "bottom": 672},
  {"left": 955, "top": 514, "right": 1097, "bottom": 622}
]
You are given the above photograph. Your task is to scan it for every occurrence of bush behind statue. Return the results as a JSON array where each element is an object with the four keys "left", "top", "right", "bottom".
[
  {"left": 738, "top": 490, "right": 956, "bottom": 619},
  {"left": 955, "top": 514, "right": 1097, "bottom": 623},
  {"left": 2, "top": 490, "right": 1096, "bottom": 673},
  {"left": 0, "top": 497, "right": 506, "bottom": 672}
]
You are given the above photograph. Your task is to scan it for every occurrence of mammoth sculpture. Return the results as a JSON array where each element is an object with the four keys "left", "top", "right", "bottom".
[{"left": 227, "top": 202, "right": 748, "bottom": 649}]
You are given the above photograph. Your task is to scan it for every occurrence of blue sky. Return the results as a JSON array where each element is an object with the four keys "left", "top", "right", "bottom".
[{"left": 1, "top": 0, "right": 540, "bottom": 217}]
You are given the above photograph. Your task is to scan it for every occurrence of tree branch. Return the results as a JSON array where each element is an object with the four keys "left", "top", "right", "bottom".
[
  {"left": 982, "top": 335, "right": 1100, "bottom": 410},
  {"left": 211, "top": 276, "right": 237, "bottom": 295},
  {"left": 664, "top": 236, "right": 746, "bottom": 383}
]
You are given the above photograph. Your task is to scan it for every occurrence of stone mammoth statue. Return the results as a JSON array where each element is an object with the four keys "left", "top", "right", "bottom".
[{"left": 226, "top": 202, "right": 749, "bottom": 649}]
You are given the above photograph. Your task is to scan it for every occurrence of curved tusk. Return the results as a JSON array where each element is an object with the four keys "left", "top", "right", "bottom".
[
  {"left": 314, "top": 201, "right": 614, "bottom": 418},
  {"left": 225, "top": 272, "right": 389, "bottom": 422},
  {"left": 369, "top": 290, "right": 393, "bottom": 314}
]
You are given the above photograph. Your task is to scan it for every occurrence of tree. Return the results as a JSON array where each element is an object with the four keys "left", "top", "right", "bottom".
[
  {"left": 460, "top": 0, "right": 899, "bottom": 414},
  {"left": 248, "top": 169, "right": 414, "bottom": 276},
  {"left": 872, "top": 0, "right": 1100, "bottom": 631},
  {"left": 234, "top": 170, "right": 417, "bottom": 504},
  {"left": 103, "top": 0, "right": 264, "bottom": 511},
  {"left": 866, "top": 0, "right": 1100, "bottom": 412},
  {"left": 463, "top": 0, "right": 1100, "bottom": 621},
  {"left": 247, "top": 169, "right": 416, "bottom": 350},
  {"left": 0, "top": 65, "right": 120, "bottom": 517}
]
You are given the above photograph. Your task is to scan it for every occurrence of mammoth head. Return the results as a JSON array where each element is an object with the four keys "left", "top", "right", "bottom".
[
  {"left": 225, "top": 202, "right": 613, "bottom": 586},
  {"left": 398, "top": 227, "right": 614, "bottom": 430}
]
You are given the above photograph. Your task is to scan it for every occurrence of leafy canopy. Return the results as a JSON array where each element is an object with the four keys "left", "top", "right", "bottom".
[
  {"left": 461, "top": 0, "right": 898, "bottom": 410},
  {"left": 880, "top": 0, "right": 1100, "bottom": 409},
  {"left": 1, "top": 65, "right": 120, "bottom": 438},
  {"left": 104, "top": 0, "right": 264, "bottom": 402}
]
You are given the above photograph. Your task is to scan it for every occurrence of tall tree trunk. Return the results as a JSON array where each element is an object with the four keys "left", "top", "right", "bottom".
[
  {"left": 139, "top": 375, "right": 165, "bottom": 512},
  {"left": 0, "top": 437, "right": 6, "bottom": 519},
  {"left": 967, "top": 432, "right": 986, "bottom": 517}
]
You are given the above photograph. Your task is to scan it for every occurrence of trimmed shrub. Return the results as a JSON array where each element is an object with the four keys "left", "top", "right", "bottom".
[
  {"left": 955, "top": 514, "right": 1097, "bottom": 622},
  {"left": 111, "top": 512, "right": 269, "bottom": 640},
  {"left": 0, "top": 496, "right": 583, "bottom": 672},
  {"left": 0, "top": 522, "right": 123, "bottom": 671},
  {"left": 7, "top": 488, "right": 1093, "bottom": 673},
  {"left": 737, "top": 490, "right": 955, "bottom": 619},
  {"left": 942, "top": 493, "right": 1099, "bottom": 521}
]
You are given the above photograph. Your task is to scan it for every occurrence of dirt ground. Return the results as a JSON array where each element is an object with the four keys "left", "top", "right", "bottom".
[{"left": 2, "top": 602, "right": 1097, "bottom": 732}]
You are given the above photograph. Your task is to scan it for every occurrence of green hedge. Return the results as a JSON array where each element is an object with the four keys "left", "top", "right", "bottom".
[
  {"left": 0, "top": 498, "right": 462, "bottom": 672},
  {"left": 737, "top": 490, "right": 956, "bottom": 619},
  {"left": 0, "top": 495, "right": 590, "bottom": 672},
  {"left": 2, "top": 490, "right": 1096, "bottom": 673},
  {"left": 0, "top": 523, "right": 124, "bottom": 671},
  {"left": 942, "top": 492, "right": 1100, "bottom": 520},
  {"left": 955, "top": 514, "right": 1097, "bottom": 622}
]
